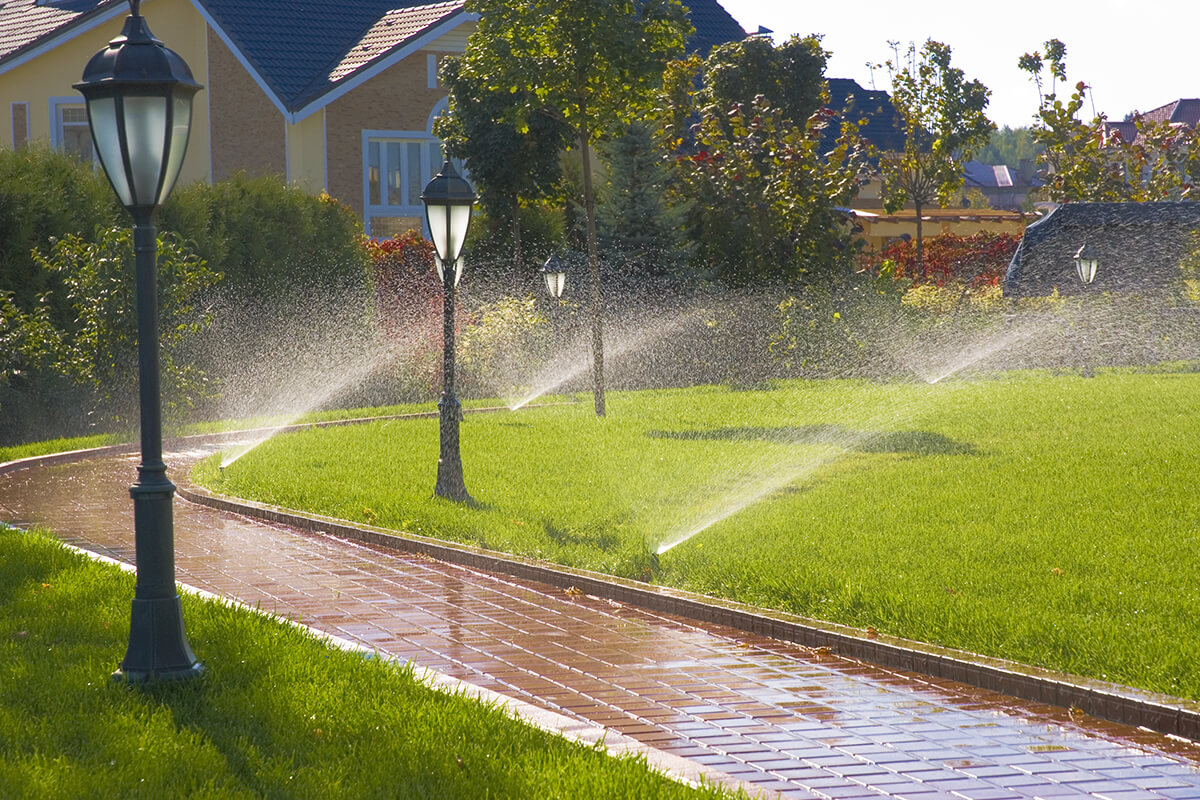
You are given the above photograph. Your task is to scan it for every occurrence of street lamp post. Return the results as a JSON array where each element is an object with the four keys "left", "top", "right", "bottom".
[
  {"left": 542, "top": 253, "right": 567, "bottom": 354},
  {"left": 75, "top": 0, "right": 203, "bottom": 682},
  {"left": 1073, "top": 243, "right": 1099, "bottom": 377},
  {"left": 421, "top": 160, "right": 475, "bottom": 503},
  {"left": 1074, "top": 243, "right": 1099, "bottom": 286}
]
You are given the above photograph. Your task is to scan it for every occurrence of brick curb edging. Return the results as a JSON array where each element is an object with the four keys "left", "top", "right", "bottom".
[{"left": 177, "top": 482, "right": 1200, "bottom": 745}]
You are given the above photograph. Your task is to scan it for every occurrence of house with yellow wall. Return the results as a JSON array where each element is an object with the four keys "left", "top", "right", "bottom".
[
  {"left": 0, "top": 0, "right": 475, "bottom": 238},
  {"left": 0, "top": 0, "right": 748, "bottom": 240}
]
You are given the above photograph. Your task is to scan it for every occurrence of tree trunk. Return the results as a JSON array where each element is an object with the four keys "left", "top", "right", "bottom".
[
  {"left": 580, "top": 127, "right": 605, "bottom": 417},
  {"left": 510, "top": 195, "right": 523, "bottom": 287},
  {"left": 914, "top": 197, "right": 925, "bottom": 283}
]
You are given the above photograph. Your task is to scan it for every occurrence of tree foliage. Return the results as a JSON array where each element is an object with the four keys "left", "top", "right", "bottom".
[
  {"left": 977, "top": 126, "right": 1042, "bottom": 167},
  {"left": 456, "top": 0, "right": 691, "bottom": 415},
  {"left": 158, "top": 174, "right": 370, "bottom": 301},
  {"left": 1019, "top": 39, "right": 1200, "bottom": 202},
  {"left": 879, "top": 40, "right": 994, "bottom": 278},
  {"left": 434, "top": 54, "right": 570, "bottom": 275},
  {"left": 662, "top": 80, "right": 869, "bottom": 286},
  {"left": 596, "top": 122, "right": 692, "bottom": 279},
  {"left": 701, "top": 34, "right": 828, "bottom": 128},
  {"left": 0, "top": 146, "right": 121, "bottom": 322},
  {"left": 24, "top": 227, "right": 219, "bottom": 423},
  {"left": 877, "top": 231, "right": 1019, "bottom": 287}
]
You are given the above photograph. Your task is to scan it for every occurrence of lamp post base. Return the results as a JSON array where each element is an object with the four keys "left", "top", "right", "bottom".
[
  {"left": 435, "top": 394, "right": 473, "bottom": 504},
  {"left": 112, "top": 595, "right": 204, "bottom": 683}
]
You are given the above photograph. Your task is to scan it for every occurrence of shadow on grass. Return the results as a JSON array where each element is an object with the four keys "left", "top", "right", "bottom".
[{"left": 646, "top": 424, "right": 976, "bottom": 456}]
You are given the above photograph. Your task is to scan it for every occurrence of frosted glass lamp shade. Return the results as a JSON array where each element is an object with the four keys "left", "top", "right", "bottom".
[
  {"left": 421, "top": 160, "right": 475, "bottom": 276},
  {"left": 75, "top": 5, "right": 200, "bottom": 212},
  {"left": 542, "top": 254, "right": 567, "bottom": 298},
  {"left": 1074, "top": 243, "right": 1099, "bottom": 285}
]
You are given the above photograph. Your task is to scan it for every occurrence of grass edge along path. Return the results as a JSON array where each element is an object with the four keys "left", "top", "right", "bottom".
[
  {"left": 193, "top": 374, "right": 1200, "bottom": 704},
  {"left": 0, "top": 525, "right": 745, "bottom": 800}
]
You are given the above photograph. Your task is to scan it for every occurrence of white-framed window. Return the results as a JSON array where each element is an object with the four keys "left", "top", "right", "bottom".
[
  {"left": 363, "top": 140, "right": 464, "bottom": 237},
  {"left": 363, "top": 101, "right": 461, "bottom": 238},
  {"left": 49, "top": 98, "right": 94, "bottom": 162}
]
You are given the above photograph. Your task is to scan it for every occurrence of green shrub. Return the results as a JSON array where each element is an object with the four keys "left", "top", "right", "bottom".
[
  {"left": 160, "top": 174, "right": 371, "bottom": 301},
  {"left": 462, "top": 204, "right": 565, "bottom": 296},
  {"left": 31, "top": 227, "right": 220, "bottom": 424},
  {"left": 458, "top": 296, "right": 549, "bottom": 396},
  {"left": 0, "top": 146, "right": 120, "bottom": 321}
]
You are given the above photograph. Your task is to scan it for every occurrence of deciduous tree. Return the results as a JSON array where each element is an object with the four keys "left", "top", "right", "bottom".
[
  {"left": 879, "top": 40, "right": 994, "bottom": 280},
  {"left": 455, "top": 0, "right": 691, "bottom": 416},
  {"left": 1019, "top": 40, "right": 1200, "bottom": 203},
  {"left": 701, "top": 34, "right": 827, "bottom": 128},
  {"left": 434, "top": 56, "right": 570, "bottom": 281},
  {"left": 656, "top": 50, "right": 869, "bottom": 287}
]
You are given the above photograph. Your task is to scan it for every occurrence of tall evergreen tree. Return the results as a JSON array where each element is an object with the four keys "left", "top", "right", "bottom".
[{"left": 597, "top": 122, "right": 692, "bottom": 284}]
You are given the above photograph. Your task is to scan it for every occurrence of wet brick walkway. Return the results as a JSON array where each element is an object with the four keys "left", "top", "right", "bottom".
[{"left": 3, "top": 441, "right": 1200, "bottom": 799}]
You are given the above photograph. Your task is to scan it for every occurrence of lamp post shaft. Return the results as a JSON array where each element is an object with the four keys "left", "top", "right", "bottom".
[
  {"left": 116, "top": 215, "right": 201, "bottom": 682},
  {"left": 436, "top": 268, "right": 470, "bottom": 502}
]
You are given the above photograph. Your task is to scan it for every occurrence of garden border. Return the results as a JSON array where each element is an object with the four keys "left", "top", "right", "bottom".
[
  {"left": 176, "top": 480, "right": 1200, "bottom": 745},
  {"left": 6, "top": 410, "right": 1197, "bottom": 746}
]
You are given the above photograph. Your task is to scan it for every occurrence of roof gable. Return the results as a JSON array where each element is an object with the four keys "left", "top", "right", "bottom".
[
  {"left": 1, "top": 0, "right": 745, "bottom": 120},
  {"left": 681, "top": 0, "right": 745, "bottom": 56},
  {"left": 1005, "top": 202, "right": 1200, "bottom": 296},
  {"left": 826, "top": 78, "right": 905, "bottom": 152},
  {"left": 195, "top": 0, "right": 467, "bottom": 116}
]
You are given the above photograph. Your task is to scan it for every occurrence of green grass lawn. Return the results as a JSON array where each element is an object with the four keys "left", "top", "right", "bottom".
[
  {"left": 0, "top": 527, "right": 737, "bottom": 800},
  {"left": 194, "top": 371, "right": 1200, "bottom": 701}
]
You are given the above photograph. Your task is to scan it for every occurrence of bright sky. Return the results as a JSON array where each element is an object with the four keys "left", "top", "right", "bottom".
[{"left": 717, "top": 0, "right": 1196, "bottom": 130}]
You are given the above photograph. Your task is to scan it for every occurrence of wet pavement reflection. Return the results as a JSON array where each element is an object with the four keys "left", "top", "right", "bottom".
[{"left": 3, "top": 444, "right": 1199, "bottom": 799}]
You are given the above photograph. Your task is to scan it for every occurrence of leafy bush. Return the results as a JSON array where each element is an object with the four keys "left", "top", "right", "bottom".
[
  {"left": 159, "top": 174, "right": 371, "bottom": 301},
  {"left": 0, "top": 146, "right": 120, "bottom": 322},
  {"left": 461, "top": 204, "right": 566, "bottom": 296},
  {"left": 369, "top": 230, "right": 439, "bottom": 332},
  {"left": 364, "top": 231, "right": 444, "bottom": 403},
  {"left": 31, "top": 227, "right": 220, "bottom": 423},
  {"left": 458, "top": 296, "right": 548, "bottom": 397},
  {"left": 1, "top": 228, "right": 217, "bottom": 444},
  {"left": 876, "top": 231, "right": 1019, "bottom": 288},
  {"left": 900, "top": 282, "right": 1005, "bottom": 315}
]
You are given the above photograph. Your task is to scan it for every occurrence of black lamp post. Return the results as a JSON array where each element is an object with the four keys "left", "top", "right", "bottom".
[
  {"left": 421, "top": 160, "right": 475, "bottom": 502},
  {"left": 542, "top": 253, "right": 567, "bottom": 355},
  {"left": 76, "top": 0, "right": 203, "bottom": 682},
  {"left": 1073, "top": 243, "right": 1099, "bottom": 377}
]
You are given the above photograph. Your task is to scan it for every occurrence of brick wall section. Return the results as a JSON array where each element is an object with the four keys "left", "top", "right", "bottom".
[
  {"left": 325, "top": 53, "right": 451, "bottom": 218},
  {"left": 207, "top": 27, "right": 285, "bottom": 181}
]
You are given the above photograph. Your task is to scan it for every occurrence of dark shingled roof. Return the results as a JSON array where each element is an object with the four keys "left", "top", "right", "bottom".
[
  {"left": 0, "top": 0, "right": 121, "bottom": 66},
  {"left": 1005, "top": 202, "right": 1200, "bottom": 296},
  {"left": 1103, "top": 98, "right": 1200, "bottom": 144},
  {"left": 198, "top": 0, "right": 466, "bottom": 112},
  {"left": 681, "top": 0, "right": 745, "bottom": 56},
  {"left": 824, "top": 78, "right": 905, "bottom": 153},
  {"left": 0, "top": 0, "right": 467, "bottom": 114},
  {"left": 2, "top": 0, "right": 746, "bottom": 116}
]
